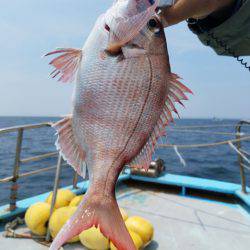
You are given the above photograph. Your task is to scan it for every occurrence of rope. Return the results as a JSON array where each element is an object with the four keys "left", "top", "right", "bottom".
[
  {"left": 4, "top": 217, "right": 44, "bottom": 239},
  {"left": 158, "top": 135, "right": 250, "bottom": 149},
  {"left": 173, "top": 146, "right": 186, "bottom": 167},
  {"left": 243, "top": 164, "right": 250, "bottom": 171},
  {"left": 167, "top": 128, "right": 246, "bottom": 136},
  {"left": 240, "top": 149, "right": 250, "bottom": 156},
  {"left": 170, "top": 124, "right": 250, "bottom": 129},
  {"left": 228, "top": 141, "right": 250, "bottom": 164}
]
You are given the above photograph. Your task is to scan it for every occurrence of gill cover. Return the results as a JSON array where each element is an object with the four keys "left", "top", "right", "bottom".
[{"left": 105, "top": 0, "right": 160, "bottom": 52}]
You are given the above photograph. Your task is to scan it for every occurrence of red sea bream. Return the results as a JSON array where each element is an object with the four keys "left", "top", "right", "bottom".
[{"left": 45, "top": 0, "right": 192, "bottom": 249}]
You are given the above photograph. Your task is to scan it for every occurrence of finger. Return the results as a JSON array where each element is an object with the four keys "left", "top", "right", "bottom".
[{"left": 160, "top": 0, "right": 234, "bottom": 26}]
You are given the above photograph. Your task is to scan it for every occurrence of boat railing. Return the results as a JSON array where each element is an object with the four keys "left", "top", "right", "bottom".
[
  {"left": 236, "top": 120, "right": 250, "bottom": 193},
  {"left": 0, "top": 120, "right": 250, "bottom": 214},
  {"left": 0, "top": 122, "right": 79, "bottom": 212},
  {"left": 158, "top": 120, "right": 250, "bottom": 193}
]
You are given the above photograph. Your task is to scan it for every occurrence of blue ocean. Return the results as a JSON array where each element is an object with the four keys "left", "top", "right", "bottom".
[{"left": 0, "top": 117, "right": 249, "bottom": 206}]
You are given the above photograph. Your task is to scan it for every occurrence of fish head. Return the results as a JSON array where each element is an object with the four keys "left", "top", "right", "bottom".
[
  {"left": 104, "top": 0, "right": 160, "bottom": 54},
  {"left": 127, "top": 14, "right": 167, "bottom": 55}
]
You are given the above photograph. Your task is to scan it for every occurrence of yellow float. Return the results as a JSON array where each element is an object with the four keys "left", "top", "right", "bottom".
[
  {"left": 69, "top": 195, "right": 84, "bottom": 207},
  {"left": 79, "top": 226, "right": 109, "bottom": 250},
  {"left": 46, "top": 189, "right": 76, "bottom": 209},
  {"left": 110, "top": 229, "right": 143, "bottom": 250},
  {"left": 25, "top": 196, "right": 153, "bottom": 249},
  {"left": 49, "top": 206, "right": 79, "bottom": 243},
  {"left": 125, "top": 216, "right": 154, "bottom": 245},
  {"left": 24, "top": 202, "right": 51, "bottom": 236}
]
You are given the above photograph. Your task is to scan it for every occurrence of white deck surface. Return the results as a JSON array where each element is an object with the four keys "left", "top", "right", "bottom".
[{"left": 1, "top": 183, "right": 250, "bottom": 250}]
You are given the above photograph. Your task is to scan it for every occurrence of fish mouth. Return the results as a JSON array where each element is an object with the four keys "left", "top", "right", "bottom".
[
  {"left": 105, "top": 14, "right": 162, "bottom": 55},
  {"left": 104, "top": 22, "right": 123, "bottom": 55},
  {"left": 106, "top": 43, "right": 123, "bottom": 56}
]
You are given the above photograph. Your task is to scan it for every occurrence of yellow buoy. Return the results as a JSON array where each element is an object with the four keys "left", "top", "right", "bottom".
[
  {"left": 125, "top": 216, "right": 154, "bottom": 244},
  {"left": 79, "top": 226, "right": 109, "bottom": 250},
  {"left": 25, "top": 202, "right": 50, "bottom": 236},
  {"left": 110, "top": 229, "right": 143, "bottom": 250},
  {"left": 49, "top": 206, "right": 79, "bottom": 243},
  {"left": 46, "top": 189, "right": 76, "bottom": 209},
  {"left": 69, "top": 195, "right": 84, "bottom": 207}
]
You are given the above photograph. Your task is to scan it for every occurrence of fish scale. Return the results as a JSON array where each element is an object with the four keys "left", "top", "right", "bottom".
[{"left": 45, "top": 1, "right": 192, "bottom": 249}]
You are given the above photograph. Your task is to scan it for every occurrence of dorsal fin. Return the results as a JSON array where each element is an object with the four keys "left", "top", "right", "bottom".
[
  {"left": 129, "top": 73, "right": 192, "bottom": 170},
  {"left": 44, "top": 48, "right": 82, "bottom": 83}
]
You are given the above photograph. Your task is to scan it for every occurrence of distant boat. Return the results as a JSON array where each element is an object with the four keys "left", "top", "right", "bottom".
[{"left": 212, "top": 117, "right": 223, "bottom": 121}]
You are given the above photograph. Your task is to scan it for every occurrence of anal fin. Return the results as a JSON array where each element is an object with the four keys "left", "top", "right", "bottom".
[{"left": 53, "top": 116, "right": 86, "bottom": 177}]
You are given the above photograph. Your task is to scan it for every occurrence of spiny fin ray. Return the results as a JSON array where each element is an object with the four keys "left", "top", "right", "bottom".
[{"left": 129, "top": 72, "right": 192, "bottom": 170}]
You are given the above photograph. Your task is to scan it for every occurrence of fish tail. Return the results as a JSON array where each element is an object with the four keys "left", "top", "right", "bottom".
[{"left": 49, "top": 191, "right": 136, "bottom": 250}]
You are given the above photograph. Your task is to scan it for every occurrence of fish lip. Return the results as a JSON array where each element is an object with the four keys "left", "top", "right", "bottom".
[
  {"left": 105, "top": 42, "right": 123, "bottom": 55},
  {"left": 106, "top": 41, "right": 144, "bottom": 56}
]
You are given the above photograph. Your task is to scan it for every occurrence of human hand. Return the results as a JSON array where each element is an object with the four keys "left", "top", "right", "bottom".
[{"left": 159, "top": 0, "right": 236, "bottom": 27}]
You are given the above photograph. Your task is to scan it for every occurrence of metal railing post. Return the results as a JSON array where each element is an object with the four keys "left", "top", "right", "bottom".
[
  {"left": 45, "top": 154, "right": 63, "bottom": 242},
  {"left": 72, "top": 172, "right": 78, "bottom": 189},
  {"left": 236, "top": 121, "right": 250, "bottom": 193},
  {"left": 9, "top": 128, "right": 23, "bottom": 211}
]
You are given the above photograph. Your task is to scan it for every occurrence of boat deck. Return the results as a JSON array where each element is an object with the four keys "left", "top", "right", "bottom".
[{"left": 1, "top": 180, "right": 250, "bottom": 250}]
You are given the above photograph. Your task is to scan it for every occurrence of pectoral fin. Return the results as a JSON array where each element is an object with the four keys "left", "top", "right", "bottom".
[
  {"left": 44, "top": 48, "right": 82, "bottom": 83},
  {"left": 122, "top": 46, "right": 147, "bottom": 59}
]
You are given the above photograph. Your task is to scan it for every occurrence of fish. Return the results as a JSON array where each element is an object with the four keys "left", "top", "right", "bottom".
[{"left": 45, "top": 0, "right": 192, "bottom": 249}]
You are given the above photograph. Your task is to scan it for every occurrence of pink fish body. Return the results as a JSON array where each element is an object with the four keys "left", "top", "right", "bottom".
[{"left": 45, "top": 1, "right": 192, "bottom": 249}]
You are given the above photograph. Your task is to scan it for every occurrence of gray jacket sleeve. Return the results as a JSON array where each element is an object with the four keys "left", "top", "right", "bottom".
[{"left": 196, "top": 0, "right": 250, "bottom": 56}]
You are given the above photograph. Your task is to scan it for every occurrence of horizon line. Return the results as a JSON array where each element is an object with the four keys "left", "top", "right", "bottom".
[{"left": 0, "top": 115, "right": 248, "bottom": 120}]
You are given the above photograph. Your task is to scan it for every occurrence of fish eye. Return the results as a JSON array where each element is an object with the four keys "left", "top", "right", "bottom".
[
  {"left": 148, "top": 19, "right": 157, "bottom": 28},
  {"left": 147, "top": 18, "right": 161, "bottom": 34},
  {"left": 148, "top": 0, "right": 155, "bottom": 5}
]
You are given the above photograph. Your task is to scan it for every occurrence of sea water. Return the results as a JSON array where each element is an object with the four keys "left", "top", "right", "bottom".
[{"left": 0, "top": 117, "right": 249, "bottom": 206}]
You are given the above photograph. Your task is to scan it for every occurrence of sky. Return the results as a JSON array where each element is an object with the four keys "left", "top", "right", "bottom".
[{"left": 0, "top": 0, "right": 249, "bottom": 119}]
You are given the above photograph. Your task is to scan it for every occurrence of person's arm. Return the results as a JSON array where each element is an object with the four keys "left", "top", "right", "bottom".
[
  {"left": 159, "top": 0, "right": 250, "bottom": 57},
  {"left": 160, "top": 0, "right": 236, "bottom": 27}
]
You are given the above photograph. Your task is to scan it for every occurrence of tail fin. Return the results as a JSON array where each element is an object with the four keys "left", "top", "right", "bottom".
[{"left": 49, "top": 192, "right": 136, "bottom": 250}]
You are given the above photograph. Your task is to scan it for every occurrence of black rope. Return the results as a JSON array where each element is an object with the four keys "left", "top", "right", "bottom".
[{"left": 206, "top": 31, "right": 250, "bottom": 72}]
